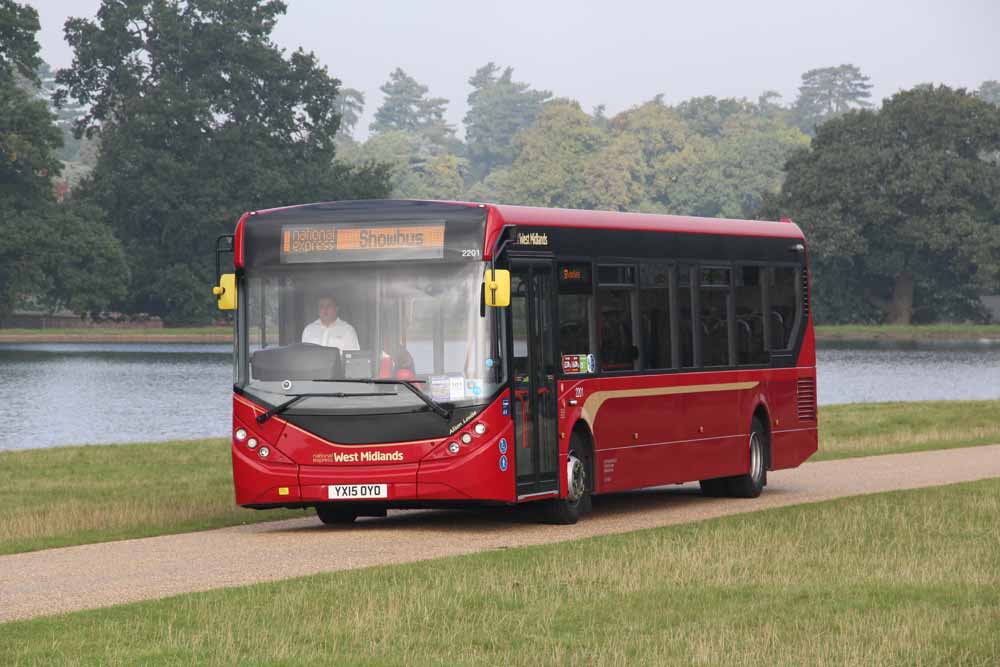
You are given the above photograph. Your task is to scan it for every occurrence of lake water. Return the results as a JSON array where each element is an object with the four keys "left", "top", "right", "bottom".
[{"left": 1, "top": 341, "right": 997, "bottom": 451}]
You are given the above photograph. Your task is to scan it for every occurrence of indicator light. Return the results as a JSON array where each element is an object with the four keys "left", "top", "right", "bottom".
[
  {"left": 258, "top": 446, "right": 270, "bottom": 458},
  {"left": 448, "top": 442, "right": 460, "bottom": 455},
  {"left": 461, "top": 433, "right": 473, "bottom": 445},
  {"left": 473, "top": 423, "right": 487, "bottom": 435},
  {"left": 235, "top": 428, "right": 247, "bottom": 441},
  {"left": 247, "top": 438, "right": 258, "bottom": 449}
]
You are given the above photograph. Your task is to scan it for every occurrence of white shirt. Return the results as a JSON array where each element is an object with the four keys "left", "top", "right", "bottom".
[{"left": 301, "top": 318, "right": 360, "bottom": 351}]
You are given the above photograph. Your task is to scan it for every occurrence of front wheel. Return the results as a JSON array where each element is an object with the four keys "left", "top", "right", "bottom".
[
  {"left": 315, "top": 504, "right": 358, "bottom": 525},
  {"left": 543, "top": 437, "right": 592, "bottom": 524}
]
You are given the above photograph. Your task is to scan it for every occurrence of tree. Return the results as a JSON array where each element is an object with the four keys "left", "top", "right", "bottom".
[
  {"left": 56, "top": 0, "right": 390, "bottom": 324},
  {"left": 674, "top": 95, "right": 755, "bottom": 137},
  {"left": 464, "top": 63, "right": 550, "bottom": 179},
  {"left": 0, "top": 1, "right": 128, "bottom": 320},
  {"left": 764, "top": 85, "right": 1000, "bottom": 324},
  {"left": 370, "top": 68, "right": 454, "bottom": 146},
  {"left": 504, "top": 100, "right": 607, "bottom": 208},
  {"left": 793, "top": 64, "right": 873, "bottom": 135},
  {"left": 978, "top": 81, "right": 1000, "bottom": 106},
  {"left": 333, "top": 87, "right": 365, "bottom": 141},
  {"left": 340, "top": 130, "right": 464, "bottom": 200}
]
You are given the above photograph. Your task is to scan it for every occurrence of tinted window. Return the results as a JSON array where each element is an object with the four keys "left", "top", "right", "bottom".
[
  {"left": 639, "top": 263, "right": 672, "bottom": 369},
  {"left": 598, "top": 287, "right": 636, "bottom": 371},
  {"left": 735, "top": 266, "right": 768, "bottom": 365},
  {"left": 559, "top": 294, "right": 592, "bottom": 368},
  {"left": 700, "top": 266, "right": 730, "bottom": 367},
  {"left": 767, "top": 266, "right": 799, "bottom": 350},
  {"left": 597, "top": 265, "right": 636, "bottom": 285},
  {"left": 678, "top": 263, "right": 696, "bottom": 367}
]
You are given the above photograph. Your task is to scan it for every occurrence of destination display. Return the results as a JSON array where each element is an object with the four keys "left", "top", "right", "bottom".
[{"left": 280, "top": 222, "right": 446, "bottom": 263}]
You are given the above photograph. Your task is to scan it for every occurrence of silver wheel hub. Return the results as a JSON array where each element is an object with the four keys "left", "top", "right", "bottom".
[
  {"left": 567, "top": 454, "right": 586, "bottom": 503},
  {"left": 749, "top": 432, "right": 763, "bottom": 482}
]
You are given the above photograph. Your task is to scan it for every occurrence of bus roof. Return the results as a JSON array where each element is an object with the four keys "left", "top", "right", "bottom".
[{"left": 247, "top": 199, "right": 803, "bottom": 238}]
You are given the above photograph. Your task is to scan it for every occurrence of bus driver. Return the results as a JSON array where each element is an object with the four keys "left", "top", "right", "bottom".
[{"left": 301, "top": 295, "right": 360, "bottom": 351}]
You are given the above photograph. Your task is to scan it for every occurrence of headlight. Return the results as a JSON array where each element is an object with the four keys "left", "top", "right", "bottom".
[
  {"left": 258, "top": 446, "right": 270, "bottom": 459},
  {"left": 235, "top": 428, "right": 247, "bottom": 441},
  {"left": 247, "top": 438, "right": 258, "bottom": 449},
  {"left": 461, "top": 433, "right": 473, "bottom": 444},
  {"left": 473, "top": 423, "right": 487, "bottom": 435},
  {"left": 447, "top": 442, "right": 460, "bottom": 454}
]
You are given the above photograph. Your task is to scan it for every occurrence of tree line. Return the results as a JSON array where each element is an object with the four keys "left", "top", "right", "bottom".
[{"left": 2, "top": 0, "right": 998, "bottom": 325}]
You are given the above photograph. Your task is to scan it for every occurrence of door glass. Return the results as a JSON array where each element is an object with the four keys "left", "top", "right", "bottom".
[{"left": 510, "top": 262, "right": 558, "bottom": 494}]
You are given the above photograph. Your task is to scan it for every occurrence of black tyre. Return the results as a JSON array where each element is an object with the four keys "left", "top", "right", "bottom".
[
  {"left": 699, "top": 477, "right": 729, "bottom": 497},
  {"left": 726, "top": 417, "right": 767, "bottom": 498},
  {"left": 543, "top": 433, "right": 592, "bottom": 524},
  {"left": 315, "top": 504, "right": 358, "bottom": 525}
]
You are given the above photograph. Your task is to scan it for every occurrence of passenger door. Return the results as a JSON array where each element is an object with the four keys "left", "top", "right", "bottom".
[{"left": 508, "top": 260, "right": 559, "bottom": 497}]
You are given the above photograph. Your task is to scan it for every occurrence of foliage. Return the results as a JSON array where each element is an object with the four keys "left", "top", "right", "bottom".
[
  {"left": 340, "top": 130, "right": 464, "bottom": 200},
  {"left": 792, "top": 64, "right": 873, "bottom": 135},
  {"left": 370, "top": 67, "right": 455, "bottom": 148},
  {"left": 333, "top": 86, "right": 365, "bottom": 140},
  {"left": 979, "top": 80, "right": 1000, "bottom": 106},
  {"left": 764, "top": 85, "right": 1000, "bottom": 324},
  {"left": 0, "top": 1, "right": 128, "bottom": 320},
  {"left": 464, "top": 62, "right": 550, "bottom": 179},
  {"left": 56, "top": 0, "right": 390, "bottom": 324},
  {"left": 0, "top": 0, "right": 40, "bottom": 82}
]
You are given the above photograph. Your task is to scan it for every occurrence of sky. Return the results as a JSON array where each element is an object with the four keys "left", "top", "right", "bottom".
[{"left": 27, "top": 0, "right": 1000, "bottom": 138}]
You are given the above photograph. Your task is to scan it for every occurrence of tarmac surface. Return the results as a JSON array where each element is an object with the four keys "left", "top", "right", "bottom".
[{"left": 3, "top": 444, "right": 1000, "bottom": 623}]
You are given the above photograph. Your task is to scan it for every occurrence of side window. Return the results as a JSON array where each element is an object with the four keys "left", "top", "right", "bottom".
[
  {"left": 677, "top": 263, "right": 696, "bottom": 367},
  {"left": 767, "top": 266, "right": 800, "bottom": 350},
  {"left": 597, "top": 264, "right": 637, "bottom": 371},
  {"left": 735, "top": 266, "right": 768, "bottom": 365},
  {"left": 639, "top": 262, "right": 672, "bottom": 369},
  {"left": 700, "top": 266, "right": 731, "bottom": 367},
  {"left": 557, "top": 263, "right": 593, "bottom": 373}
]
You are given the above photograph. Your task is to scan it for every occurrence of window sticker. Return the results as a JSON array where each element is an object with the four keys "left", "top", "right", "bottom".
[
  {"left": 430, "top": 375, "right": 451, "bottom": 402},
  {"left": 561, "top": 354, "right": 594, "bottom": 374},
  {"left": 448, "top": 375, "right": 466, "bottom": 401}
]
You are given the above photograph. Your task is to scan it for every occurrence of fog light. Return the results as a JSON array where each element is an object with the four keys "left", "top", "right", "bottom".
[
  {"left": 235, "top": 428, "right": 247, "bottom": 441},
  {"left": 247, "top": 438, "right": 258, "bottom": 449},
  {"left": 258, "top": 446, "right": 270, "bottom": 458},
  {"left": 473, "top": 423, "right": 487, "bottom": 435},
  {"left": 447, "top": 442, "right": 460, "bottom": 455},
  {"left": 461, "top": 433, "right": 473, "bottom": 444}
]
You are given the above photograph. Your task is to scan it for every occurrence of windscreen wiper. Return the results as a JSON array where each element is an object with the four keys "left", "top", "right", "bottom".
[
  {"left": 330, "top": 379, "right": 452, "bottom": 420},
  {"left": 256, "top": 391, "right": 387, "bottom": 424}
]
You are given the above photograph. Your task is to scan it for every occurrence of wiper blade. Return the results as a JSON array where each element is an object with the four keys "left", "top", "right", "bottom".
[
  {"left": 256, "top": 391, "right": 387, "bottom": 424},
  {"left": 328, "top": 379, "right": 452, "bottom": 420}
]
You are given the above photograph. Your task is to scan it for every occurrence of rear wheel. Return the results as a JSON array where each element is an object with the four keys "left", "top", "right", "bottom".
[
  {"left": 543, "top": 434, "right": 592, "bottom": 524},
  {"left": 726, "top": 418, "right": 767, "bottom": 498},
  {"left": 699, "top": 417, "right": 767, "bottom": 498},
  {"left": 315, "top": 504, "right": 358, "bottom": 525}
]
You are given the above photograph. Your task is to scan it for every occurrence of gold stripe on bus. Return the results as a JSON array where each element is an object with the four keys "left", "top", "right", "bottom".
[{"left": 579, "top": 381, "right": 760, "bottom": 428}]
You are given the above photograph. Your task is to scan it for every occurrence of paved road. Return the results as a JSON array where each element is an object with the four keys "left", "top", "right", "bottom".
[{"left": 3, "top": 445, "right": 1000, "bottom": 623}]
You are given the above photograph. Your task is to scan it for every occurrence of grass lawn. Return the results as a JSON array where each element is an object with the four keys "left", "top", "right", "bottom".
[
  {"left": 815, "top": 323, "right": 1000, "bottom": 341},
  {"left": 1, "top": 399, "right": 997, "bottom": 557},
  {"left": 2, "top": 479, "right": 999, "bottom": 665},
  {"left": 0, "top": 439, "right": 305, "bottom": 556},
  {"left": 817, "top": 400, "right": 1000, "bottom": 461}
]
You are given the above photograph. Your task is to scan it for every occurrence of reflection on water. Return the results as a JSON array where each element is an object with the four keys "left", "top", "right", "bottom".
[
  {"left": 817, "top": 341, "right": 1000, "bottom": 405},
  {"left": 1, "top": 341, "right": 997, "bottom": 451},
  {"left": 1, "top": 343, "right": 231, "bottom": 451}
]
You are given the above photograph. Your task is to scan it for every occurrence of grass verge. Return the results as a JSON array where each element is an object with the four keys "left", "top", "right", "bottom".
[
  {"left": 0, "top": 439, "right": 304, "bottom": 556},
  {"left": 816, "top": 400, "right": 1000, "bottom": 461},
  {"left": 2, "top": 479, "right": 999, "bottom": 665},
  {"left": 815, "top": 323, "right": 1000, "bottom": 342},
  {"left": 1, "top": 399, "right": 997, "bottom": 557}
]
